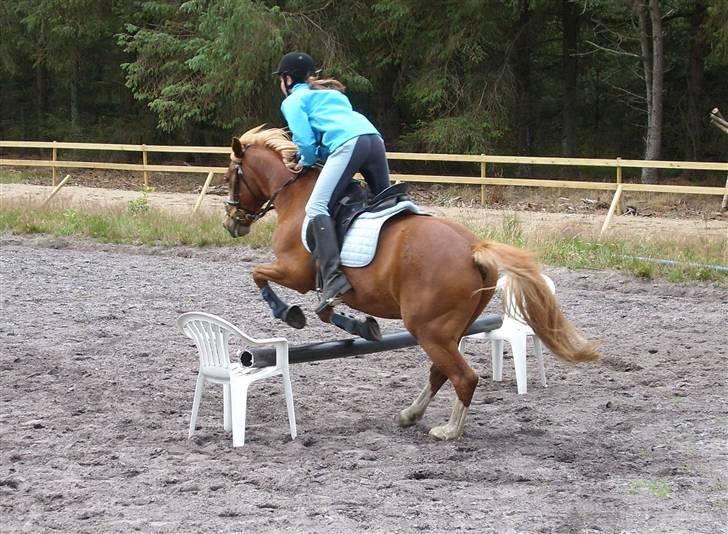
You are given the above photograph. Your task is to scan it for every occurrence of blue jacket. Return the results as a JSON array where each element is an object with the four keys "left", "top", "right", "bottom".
[{"left": 281, "top": 83, "right": 380, "bottom": 167}]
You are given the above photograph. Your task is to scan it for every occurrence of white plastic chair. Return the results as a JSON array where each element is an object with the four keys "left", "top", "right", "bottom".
[
  {"left": 460, "top": 274, "right": 556, "bottom": 394},
  {"left": 176, "top": 312, "right": 296, "bottom": 447}
]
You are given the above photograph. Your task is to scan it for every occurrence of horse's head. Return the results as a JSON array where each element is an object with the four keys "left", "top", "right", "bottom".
[
  {"left": 222, "top": 127, "right": 304, "bottom": 238},
  {"left": 222, "top": 137, "right": 265, "bottom": 238}
]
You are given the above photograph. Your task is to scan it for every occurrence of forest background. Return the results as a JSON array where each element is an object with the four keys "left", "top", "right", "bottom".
[{"left": 1, "top": 0, "right": 727, "bottom": 184}]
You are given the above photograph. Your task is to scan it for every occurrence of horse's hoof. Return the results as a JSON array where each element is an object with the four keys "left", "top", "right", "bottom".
[
  {"left": 282, "top": 305, "right": 306, "bottom": 329},
  {"left": 398, "top": 408, "right": 421, "bottom": 427},
  {"left": 429, "top": 424, "right": 463, "bottom": 441},
  {"left": 363, "top": 316, "right": 382, "bottom": 342}
]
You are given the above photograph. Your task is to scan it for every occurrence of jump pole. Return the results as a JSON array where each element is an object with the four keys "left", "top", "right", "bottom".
[{"left": 240, "top": 314, "right": 503, "bottom": 368}]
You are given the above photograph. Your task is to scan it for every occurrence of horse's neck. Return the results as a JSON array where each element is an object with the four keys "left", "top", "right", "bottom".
[
  {"left": 251, "top": 146, "right": 319, "bottom": 205},
  {"left": 274, "top": 171, "right": 315, "bottom": 221},
  {"left": 248, "top": 148, "right": 316, "bottom": 244},
  {"left": 267, "top": 171, "right": 316, "bottom": 254}
]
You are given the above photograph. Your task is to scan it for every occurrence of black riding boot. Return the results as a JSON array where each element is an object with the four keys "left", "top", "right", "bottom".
[{"left": 310, "top": 214, "right": 352, "bottom": 313}]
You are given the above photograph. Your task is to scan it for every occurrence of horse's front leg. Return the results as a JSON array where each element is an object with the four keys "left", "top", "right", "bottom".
[{"left": 253, "top": 262, "right": 312, "bottom": 329}]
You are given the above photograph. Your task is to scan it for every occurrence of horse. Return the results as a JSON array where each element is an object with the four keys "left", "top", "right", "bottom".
[{"left": 222, "top": 125, "right": 599, "bottom": 440}]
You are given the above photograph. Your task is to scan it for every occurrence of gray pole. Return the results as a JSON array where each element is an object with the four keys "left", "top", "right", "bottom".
[{"left": 240, "top": 314, "right": 503, "bottom": 368}]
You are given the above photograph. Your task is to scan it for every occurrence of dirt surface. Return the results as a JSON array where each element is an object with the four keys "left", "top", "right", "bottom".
[
  {"left": 2, "top": 183, "right": 727, "bottom": 243},
  {"left": 1, "top": 234, "right": 726, "bottom": 533}
]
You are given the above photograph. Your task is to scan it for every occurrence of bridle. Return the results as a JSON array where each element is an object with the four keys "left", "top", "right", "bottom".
[{"left": 225, "top": 146, "right": 300, "bottom": 226}]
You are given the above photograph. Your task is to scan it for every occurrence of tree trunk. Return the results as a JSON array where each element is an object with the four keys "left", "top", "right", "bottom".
[
  {"left": 36, "top": 64, "right": 48, "bottom": 131},
  {"left": 593, "top": 67, "right": 601, "bottom": 132},
  {"left": 70, "top": 56, "right": 80, "bottom": 131},
  {"left": 561, "top": 0, "right": 579, "bottom": 159},
  {"left": 371, "top": 63, "right": 401, "bottom": 147},
  {"left": 35, "top": 20, "right": 49, "bottom": 139},
  {"left": 636, "top": 0, "right": 663, "bottom": 184},
  {"left": 0, "top": 79, "right": 4, "bottom": 138},
  {"left": 70, "top": 43, "right": 81, "bottom": 132},
  {"left": 685, "top": 1, "right": 706, "bottom": 169},
  {"left": 561, "top": 0, "right": 580, "bottom": 178},
  {"left": 514, "top": 0, "right": 533, "bottom": 176}
]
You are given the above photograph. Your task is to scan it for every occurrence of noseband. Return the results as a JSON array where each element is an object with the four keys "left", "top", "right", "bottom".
[{"left": 225, "top": 148, "right": 299, "bottom": 226}]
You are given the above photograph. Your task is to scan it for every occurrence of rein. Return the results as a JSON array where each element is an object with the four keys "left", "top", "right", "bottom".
[{"left": 226, "top": 152, "right": 300, "bottom": 225}]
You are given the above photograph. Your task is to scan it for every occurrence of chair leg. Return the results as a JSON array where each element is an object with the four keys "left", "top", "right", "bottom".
[
  {"left": 491, "top": 339, "right": 504, "bottom": 381},
  {"left": 189, "top": 374, "right": 206, "bottom": 438},
  {"left": 223, "top": 383, "right": 232, "bottom": 432},
  {"left": 533, "top": 337, "right": 547, "bottom": 387},
  {"left": 509, "top": 334, "right": 528, "bottom": 395},
  {"left": 230, "top": 374, "right": 249, "bottom": 448},
  {"left": 457, "top": 337, "right": 465, "bottom": 354},
  {"left": 282, "top": 369, "right": 297, "bottom": 441}
]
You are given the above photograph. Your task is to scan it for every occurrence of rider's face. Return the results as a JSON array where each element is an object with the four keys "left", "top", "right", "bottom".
[{"left": 279, "top": 75, "right": 292, "bottom": 97}]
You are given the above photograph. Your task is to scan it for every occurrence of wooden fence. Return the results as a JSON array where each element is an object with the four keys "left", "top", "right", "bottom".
[{"left": 1, "top": 140, "right": 726, "bottom": 237}]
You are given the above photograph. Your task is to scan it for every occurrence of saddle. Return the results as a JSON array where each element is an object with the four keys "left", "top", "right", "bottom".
[{"left": 306, "top": 181, "right": 411, "bottom": 248}]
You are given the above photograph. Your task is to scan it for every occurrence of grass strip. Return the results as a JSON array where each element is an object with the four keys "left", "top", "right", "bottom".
[{"left": 0, "top": 201, "right": 725, "bottom": 284}]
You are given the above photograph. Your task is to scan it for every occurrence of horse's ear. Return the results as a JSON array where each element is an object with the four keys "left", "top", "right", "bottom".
[{"left": 231, "top": 137, "right": 244, "bottom": 158}]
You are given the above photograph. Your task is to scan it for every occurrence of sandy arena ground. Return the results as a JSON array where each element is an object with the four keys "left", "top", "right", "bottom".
[{"left": 1, "top": 231, "right": 726, "bottom": 533}]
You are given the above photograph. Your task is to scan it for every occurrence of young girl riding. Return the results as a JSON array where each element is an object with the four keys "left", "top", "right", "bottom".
[{"left": 275, "top": 52, "right": 392, "bottom": 313}]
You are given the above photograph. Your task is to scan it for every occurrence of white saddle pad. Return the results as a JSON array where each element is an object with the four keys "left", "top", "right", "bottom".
[{"left": 301, "top": 201, "right": 423, "bottom": 267}]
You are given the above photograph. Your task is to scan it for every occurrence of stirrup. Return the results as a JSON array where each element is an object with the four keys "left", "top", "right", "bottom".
[
  {"left": 314, "top": 275, "right": 352, "bottom": 314},
  {"left": 314, "top": 295, "right": 344, "bottom": 314}
]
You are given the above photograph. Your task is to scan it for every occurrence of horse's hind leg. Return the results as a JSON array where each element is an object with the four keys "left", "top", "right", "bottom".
[
  {"left": 398, "top": 366, "right": 448, "bottom": 427},
  {"left": 418, "top": 337, "right": 480, "bottom": 440},
  {"left": 329, "top": 310, "right": 382, "bottom": 341},
  {"left": 316, "top": 307, "right": 383, "bottom": 342}
]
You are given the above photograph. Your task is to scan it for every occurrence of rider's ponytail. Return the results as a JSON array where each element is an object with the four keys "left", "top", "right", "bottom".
[{"left": 307, "top": 76, "right": 346, "bottom": 92}]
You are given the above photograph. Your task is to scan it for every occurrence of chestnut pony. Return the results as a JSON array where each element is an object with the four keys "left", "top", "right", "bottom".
[{"left": 223, "top": 125, "right": 599, "bottom": 440}]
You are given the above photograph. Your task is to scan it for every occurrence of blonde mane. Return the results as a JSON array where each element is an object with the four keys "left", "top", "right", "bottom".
[{"left": 236, "top": 125, "right": 302, "bottom": 173}]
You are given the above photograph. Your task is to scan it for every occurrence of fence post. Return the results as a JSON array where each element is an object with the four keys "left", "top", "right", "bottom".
[
  {"left": 480, "top": 154, "right": 486, "bottom": 206},
  {"left": 42, "top": 174, "right": 71, "bottom": 207},
  {"left": 616, "top": 157, "right": 623, "bottom": 214},
  {"left": 52, "top": 141, "right": 58, "bottom": 186},
  {"left": 142, "top": 144, "right": 149, "bottom": 188},
  {"left": 600, "top": 183, "right": 624, "bottom": 239},
  {"left": 193, "top": 172, "right": 215, "bottom": 214}
]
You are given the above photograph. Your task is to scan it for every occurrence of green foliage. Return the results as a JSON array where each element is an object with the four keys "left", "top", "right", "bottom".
[
  {"left": 628, "top": 479, "right": 672, "bottom": 498},
  {"left": 127, "top": 185, "right": 155, "bottom": 215},
  {"left": 501, "top": 214, "right": 525, "bottom": 247},
  {"left": 355, "top": 0, "right": 513, "bottom": 152},
  {"left": 1, "top": 0, "right": 726, "bottom": 162},
  {"left": 0, "top": 0, "right": 152, "bottom": 141},
  {"left": 403, "top": 114, "right": 504, "bottom": 154},
  {"left": 119, "top": 0, "right": 285, "bottom": 132},
  {"left": 62, "top": 208, "right": 80, "bottom": 231},
  {"left": 0, "top": 203, "right": 269, "bottom": 246},
  {"left": 707, "top": 0, "right": 728, "bottom": 65},
  {"left": 0, "top": 171, "right": 25, "bottom": 184}
]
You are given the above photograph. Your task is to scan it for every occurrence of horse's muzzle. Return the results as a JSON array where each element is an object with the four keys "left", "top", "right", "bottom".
[{"left": 223, "top": 217, "right": 250, "bottom": 238}]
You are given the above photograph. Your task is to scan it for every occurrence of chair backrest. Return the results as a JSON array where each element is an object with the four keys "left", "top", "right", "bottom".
[
  {"left": 177, "top": 312, "right": 290, "bottom": 373},
  {"left": 497, "top": 273, "right": 556, "bottom": 325},
  {"left": 177, "top": 312, "right": 250, "bottom": 377}
]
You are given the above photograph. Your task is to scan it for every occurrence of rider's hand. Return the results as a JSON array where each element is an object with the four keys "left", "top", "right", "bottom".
[{"left": 291, "top": 151, "right": 304, "bottom": 171}]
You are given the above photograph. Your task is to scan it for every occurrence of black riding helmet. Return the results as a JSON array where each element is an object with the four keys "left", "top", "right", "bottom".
[{"left": 274, "top": 52, "right": 316, "bottom": 87}]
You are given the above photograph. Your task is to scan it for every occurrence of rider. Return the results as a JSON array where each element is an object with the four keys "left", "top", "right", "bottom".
[{"left": 275, "top": 51, "right": 391, "bottom": 313}]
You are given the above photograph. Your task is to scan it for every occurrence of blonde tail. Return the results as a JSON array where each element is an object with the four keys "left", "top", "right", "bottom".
[{"left": 473, "top": 241, "right": 599, "bottom": 363}]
